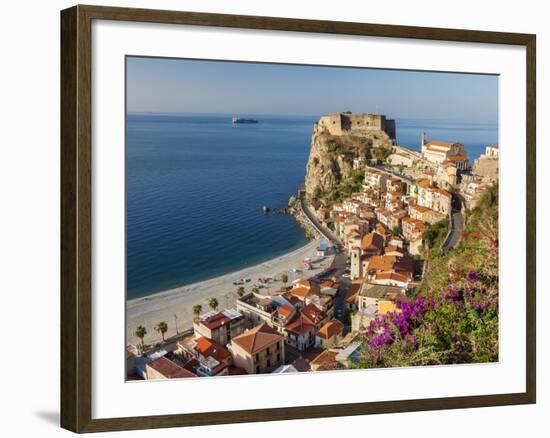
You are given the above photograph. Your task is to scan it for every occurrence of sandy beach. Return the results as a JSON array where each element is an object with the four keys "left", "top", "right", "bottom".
[{"left": 126, "top": 237, "right": 334, "bottom": 346}]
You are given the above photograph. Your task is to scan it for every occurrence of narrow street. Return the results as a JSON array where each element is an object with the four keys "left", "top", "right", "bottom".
[
  {"left": 300, "top": 195, "right": 350, "bottom": 322},
  {"left": 442, "top": 193, "right": 465, "bottom": 251}
]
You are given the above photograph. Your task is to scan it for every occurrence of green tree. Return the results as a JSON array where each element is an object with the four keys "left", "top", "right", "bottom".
[
  {"left": 208, "top": 298, "right": 219, "bottom": 311},
  {"left": 373, "top": 147, "right": 392, "bottom": 162},
  {"left": 251, "top": 286, "right": 259, "bottom": 293},
  {"left": 192, "top": 304, "right": 202, "bottom": 318},
  {"left": 134, "top": 325, "right": 147, "bottom": 348},
  {"left": 236, "top": 286, "right": 245, "bottom": 297},
  {"left": 154, "top": 321, "right": 168, "bottom": 342},
  {"left": 392, "top": 226, "right": 401, "bottom": 236},
  {"left": 281, "top": 273, "right": 289, "bottom": 286}
]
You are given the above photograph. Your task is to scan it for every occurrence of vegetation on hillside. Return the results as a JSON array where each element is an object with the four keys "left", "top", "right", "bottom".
[
  {"left": 372, "top": 146, "right": 392, "bottom": 162},
  {"left": 313, "top": 169, "right": 365, "bottom": 207},
  {"left": 357, "top": 183, "right": 499, "bottom": 368}
]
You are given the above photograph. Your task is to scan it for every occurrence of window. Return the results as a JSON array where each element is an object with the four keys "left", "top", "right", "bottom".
[
  {"left": 266, "top": 347, "right": 270, "bottom": 355},
  {"left": 277, "top": 353, "right": 281, "bottom": 362},
  {"left": 255, "top": 353, "right": 259, "bottom": 361},
  {"left": 276, "top": 342, "right": 280, "bottom": 351},
  {"left": 267, "top": 359, "right": 271, "bottom": 368},
  {"left": 256, "top": 366, "right": 260, "bottom": 374}
]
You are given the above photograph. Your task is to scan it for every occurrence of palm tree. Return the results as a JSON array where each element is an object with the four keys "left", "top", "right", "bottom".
[
  {"left": 208, "top": 298, "right": 219, "bottom": 311},
  {"left": 236, "top": 286, "right": 245, "bottom": 297},
  {"left": 281, "top": 273, "right": 289, "bottom": 286},
  {"left": 192, "top": 304, "right": 202, "bottom": 319},
  {"left": 134, "top": 325, "right": 147, "bottom": 349},
  {"left": 154, "top": 321, "right": 168, "bottom": 342}
]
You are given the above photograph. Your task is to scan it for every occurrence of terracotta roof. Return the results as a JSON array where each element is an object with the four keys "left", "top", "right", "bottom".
[
  {"left": 231, "top": 323, "right": 283, "bottom": 354},
  {"left": 293, "top": 279, "right": 311, "bottom": 288},
  {"left": 147, "top": 357, "right": 196, "bottom": 379},
  {"left": 367, "top": 255, "right": 397, "bottom": 272},
  {"left": 374, "top": 271, "right": 411, "bottom": 283},
  {"left": 360, "top": 232, "right": 384, "bottom": 252},
  {"left": 286, "top": 315, "right": 316, "bottom": 335},
  {"left": 447, "top": 154, "right": 468, "bottom": 161},
  {"left": 345, "top": 281, "right": 361, "bottom": 304},
  {"left": 310, "top": 350, "right": 341, "bottom": 371},
  {"left": 430, "top": 187, "right": 451, "bottom": 197},
  {"left": 411, "top": 205, "right": 430, "bottom": 213},
  {"left": 195, "top": 337, "right": 231, "bottom": 362},
  {"left": 277, "top": 304, "right": 295, "bottom": 319},
  {"left": 301, "top": 304, "right": 327, "bottom": 326},
  {"left": 317, "top": 320, "right": 344, "bottom": 340},
  {"left": 384, "top": 245, "right": 404, "bottom": 256},
  {"left": 290, "top": 286, "right": 311, "bottom": 300}
]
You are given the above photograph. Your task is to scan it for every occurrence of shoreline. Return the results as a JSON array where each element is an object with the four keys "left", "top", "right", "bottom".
[{"left": 126, "top": 236, "right": 329, "bottom": 346}]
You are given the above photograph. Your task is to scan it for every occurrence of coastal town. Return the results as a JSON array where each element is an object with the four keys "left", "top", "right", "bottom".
[{"left": 126, "top": 111, "right": 499, "bottom": 380}]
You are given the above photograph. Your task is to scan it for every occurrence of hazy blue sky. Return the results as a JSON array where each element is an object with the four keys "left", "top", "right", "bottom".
[{"left": 126, "top": 57, "right": 498, "bottom": 122}]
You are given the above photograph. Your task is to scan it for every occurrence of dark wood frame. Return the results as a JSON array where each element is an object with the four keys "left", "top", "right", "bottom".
[{"left": 61, "top": 4, "right": 536, "bottom": 433}]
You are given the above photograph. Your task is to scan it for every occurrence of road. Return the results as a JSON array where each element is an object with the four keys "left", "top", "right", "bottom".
[
  {"left": 442, "top": 193, "right": 465, "bottom": 251},
  {"left": 300, "top": 195, "right": 349, "bottom": 322}
]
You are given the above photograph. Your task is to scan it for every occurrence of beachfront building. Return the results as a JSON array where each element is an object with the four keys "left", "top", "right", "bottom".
[
  {"left": 193, "top": 309, "right": 245, "bottom": 346},
  {"left": 236, "top": 292, "right": 278, "bottom": 326},
  {"left": 228, "top": 323, "right": 285, "bottom": 374}
]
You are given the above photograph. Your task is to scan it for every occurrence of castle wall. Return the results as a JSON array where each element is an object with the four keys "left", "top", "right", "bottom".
[{"left": 317, "top": 112, "right": 396, "bottom": 140}]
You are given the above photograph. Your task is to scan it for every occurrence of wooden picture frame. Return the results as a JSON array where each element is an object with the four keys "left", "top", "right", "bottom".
[{"left": 60, "top": 4, "right": 536, "bottom": 433}]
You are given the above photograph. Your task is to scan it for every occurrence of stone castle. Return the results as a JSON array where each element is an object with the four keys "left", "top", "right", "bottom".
[{"left": 317, "top": 112, "right": 396, "bottom": 142}]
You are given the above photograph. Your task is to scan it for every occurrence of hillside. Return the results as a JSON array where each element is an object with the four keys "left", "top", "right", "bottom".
[
  {"left": 357, "top": 184, "right": 499, "bottom": 368},
  {"left": 304, "top": 121, "right": 392, "bottom": 201}
]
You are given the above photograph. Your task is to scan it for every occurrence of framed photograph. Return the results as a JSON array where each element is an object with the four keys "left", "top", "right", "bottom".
[{"left": 60, "top": 4, "right": 536, "bottom": 433}]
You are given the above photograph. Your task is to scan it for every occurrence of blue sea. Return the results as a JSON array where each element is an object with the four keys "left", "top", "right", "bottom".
[{"left": 126, "top": 113, "right": 497, "bottom": 299}]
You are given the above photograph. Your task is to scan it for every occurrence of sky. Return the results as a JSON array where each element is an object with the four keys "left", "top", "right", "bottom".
[{"left": 126, "top": 57, "right": 498, "bottom": 123}]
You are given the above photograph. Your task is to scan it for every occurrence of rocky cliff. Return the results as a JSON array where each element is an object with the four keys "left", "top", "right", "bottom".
[{"left": 304, "top": 122, "right": 386, "bottom": 200}]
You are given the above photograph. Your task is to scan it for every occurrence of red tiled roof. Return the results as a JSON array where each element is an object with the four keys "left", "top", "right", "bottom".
[
  {"left": 375, "top": 271, "right": 411, "bottom": 283},
  {"left": 195, "top": 337, "right": 231, "bottom": 363},
  {"left": 301, "top": 304, "right": 327, "bottom": 326},
  {"left": 286, "top": 315, "right": 316, "bottom": 336},
  {"left": 310, "top": 350, "right": 340, "bottom": 371},
  {"left": 147, "top": 357, "right": 196, "bottom": 379},
  {"left": 277, "top": 304, "right": 295, "bottom": 319},
  {"left": 317, "top": 320, "right": 344, "bottom": 340},
  {"left": 360, "top": 232, "right": 384, "bottom": 252},
  {"left": 231, "top": 323, "right": 283, "bottom": 354},
  {"left": 290, "top": 286, "right": 311, "bottom": 300}
]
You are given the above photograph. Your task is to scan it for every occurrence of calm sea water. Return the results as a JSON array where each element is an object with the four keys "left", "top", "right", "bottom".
[{"left": 126, "top": 113, "right": 497, "bottom": 299}]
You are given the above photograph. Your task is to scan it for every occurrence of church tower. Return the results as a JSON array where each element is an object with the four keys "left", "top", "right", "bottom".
[{"left": 421, "top": 131, "right": 427, "bottom": 154}]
